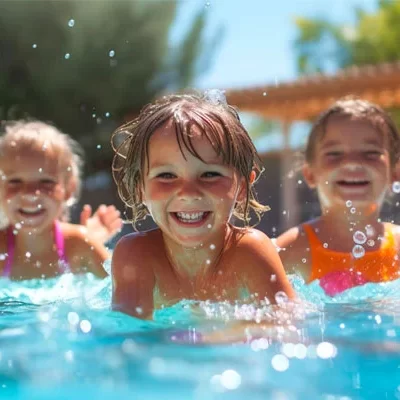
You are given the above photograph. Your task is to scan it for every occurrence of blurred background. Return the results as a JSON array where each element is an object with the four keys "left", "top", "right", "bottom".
[{"left": 2, "top": 0, "right": 399, "bottom": 241}]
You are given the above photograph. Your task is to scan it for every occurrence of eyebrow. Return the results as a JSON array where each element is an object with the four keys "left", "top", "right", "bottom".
[{"left": 320, "top": 138, "right": 383, "bottom": 149}]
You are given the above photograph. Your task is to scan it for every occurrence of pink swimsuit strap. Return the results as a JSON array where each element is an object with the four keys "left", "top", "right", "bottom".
[{"left": 2, "top": 221, "right": 69, "bottom": 278}]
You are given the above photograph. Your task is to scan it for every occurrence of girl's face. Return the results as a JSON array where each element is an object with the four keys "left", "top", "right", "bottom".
[
  {"left": 303, "top": 116, "right": 394, "bottom": 213},
  {"left": 0, "top": 146, "right": 71, "bottom": 233},
  {"left": 141, "top": 121, "right": 248, "bottom": 248}
]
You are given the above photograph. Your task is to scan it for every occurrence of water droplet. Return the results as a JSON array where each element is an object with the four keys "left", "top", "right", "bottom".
[
  {"left": 206, "top": 259, "right": 211, "bottom": 265},
  {"left": 365, "top": 224, "right": 374, "bottom": 237},
  {"left": 68, "top": 19, "right": 75, "bottom": 27},
  {"left": 297, "top": 180, "right": 302, "bottom": 185},
  {"left": 38, "top": 168, "right": 43, "bottom": 173},
  {"left": 271, "top": 354, "right": 289, "bottom": 372},
  {"left": 109, "top": 50, "right": 115, "bottom": 58},
  {"left": 275, "top": 291, "right": 288, "bottom": 304},
  {"left": 207, "top": 224, "right": 212, "bottom": 229},
  {"left": 64, "top": 53, "right": 71, "bottom": 60},
  {"left": 105, "top": 112, "right": 110, "bottom": 118},
  {"left": 346, "top": 200, "right": 352, "bottom": 207},
  {"left": 32, "top": 44, "right": 37, "bottom": 49},
  {"left": 392, "top": 181, "right": 400, "bottom": 193},
  {"left": 353, "top": 231, "right": 367, "bottom": 245},
  {"left": 262, "top": 92, "right": 267, "bottom": 96},
  {"left": 210, "top": 244, "right": 216, "bottom": 250},
  {"left": 352, "top": 245, "right": 365, "bottom": 259},
  {"left": 25, "top": 252, "right": 31, "bottom": 258},
  {"left": 270, "top": 274, "right": 276, "bottom": 282},
  {"left": 92, "top": 113, "right": 96, "bottom": 118},
  {"left": 80, "top": 320, "right": 91, "bottom": 333},
  {"left": 15, "top": 223, "right": 21, "bottom": 230},
  {"left": 323, "top": 243, "right": 328, "bottom": 248},
  {"left": 96, "top": 144, "right": 102, "bottom": 149},
  {"left": 302, "top": 258, "right": 306, "bottom": 263}
]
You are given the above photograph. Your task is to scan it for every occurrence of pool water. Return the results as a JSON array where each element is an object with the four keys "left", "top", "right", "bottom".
[{"left": 0, "top": 269, "right": 400, "bottom": 400}]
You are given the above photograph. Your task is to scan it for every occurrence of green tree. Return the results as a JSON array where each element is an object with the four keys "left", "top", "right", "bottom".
[
  {"left": 293, "top": 0, "right": 400, "bottom": 75},
  {"left": 0, "top": 0, "right": 220, "bottom": 173}
]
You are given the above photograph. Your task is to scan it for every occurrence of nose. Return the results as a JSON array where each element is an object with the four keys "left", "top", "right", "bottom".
[
  {"left": 21, "top": 184, "right": 41, "bottom": 201},
  {"left": 340, "top": 153, "right": 365, "bottom": 170},
  {"left": 176, "top": 180, "right": 202, "bottom": 201}
]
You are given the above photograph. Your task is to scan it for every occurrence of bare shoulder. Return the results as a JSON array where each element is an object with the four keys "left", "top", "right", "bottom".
[
  {"left": 112, "top": 228, "right": 161, "bottom": 278},
  {"left": 231, "top": 227, "right": 285, "bottom": 269},
  {"left": 229, "top": 227, "right": 295, "bottom": 301}
]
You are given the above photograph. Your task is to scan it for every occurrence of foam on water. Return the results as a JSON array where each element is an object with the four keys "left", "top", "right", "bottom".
[{"left": 0, "top": 271, "right": 400, "bottom": 399}]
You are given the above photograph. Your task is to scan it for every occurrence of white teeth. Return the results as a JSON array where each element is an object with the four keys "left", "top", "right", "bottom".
[{"left": 176, "top": 212, "right": 205, "bottom": 222}]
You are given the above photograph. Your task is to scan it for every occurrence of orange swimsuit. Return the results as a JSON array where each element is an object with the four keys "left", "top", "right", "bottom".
[{"left": 303, "top": 223, "right": 400, "bottom": 285}]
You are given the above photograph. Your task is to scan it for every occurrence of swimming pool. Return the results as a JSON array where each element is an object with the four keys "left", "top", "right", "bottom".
[{"left": 0, "top": 270, "right": 399, "bottom": 400}]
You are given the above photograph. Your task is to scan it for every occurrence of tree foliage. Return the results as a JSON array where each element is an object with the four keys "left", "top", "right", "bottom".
[
  {"left": 0, "top": 0, "right": 220, "bottom": 173},
  {"left": 293, "top": 0, "right": 400, "bottom": 75}
]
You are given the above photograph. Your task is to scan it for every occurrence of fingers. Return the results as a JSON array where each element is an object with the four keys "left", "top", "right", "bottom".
[
  {"left": 97, "top": 205, "right": 122, "bottom": 233},
  {"left": 80, "top": 204, "right": 92, "bottom": 225}
]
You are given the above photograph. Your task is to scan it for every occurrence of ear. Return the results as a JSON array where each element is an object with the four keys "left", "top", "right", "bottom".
[
  {"left": 302, "top": 163, "right": 317, "bottom": 189},
  {"left": 237, "top": 170, "right": 256, "bottom": 202}
]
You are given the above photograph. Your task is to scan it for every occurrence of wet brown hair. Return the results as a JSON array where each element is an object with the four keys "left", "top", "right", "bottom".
[
  {"left": 112, "top": 92, "right": 269, "bottom": 228},
  {"left": 305, "top": 96, "right": 400, "bottom": 166}
]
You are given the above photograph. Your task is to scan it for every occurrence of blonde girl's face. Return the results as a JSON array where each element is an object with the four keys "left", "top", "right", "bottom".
[
  {"left": 0, "top": 146, "right": 72, "bottom": 233},
  {"left": 141, "top": 121, "right": 248, "bottom": 248},
  {"left": 303, "top": 116, "right": 394, "bottom": 213}
]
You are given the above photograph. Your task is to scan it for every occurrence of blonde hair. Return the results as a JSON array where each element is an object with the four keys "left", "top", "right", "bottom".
[
  {"left": 112, "top": 92, "right": 269, "bottom": 228},
  {"left": 0, "top": 120, "right": 84, "bottom": 220}
]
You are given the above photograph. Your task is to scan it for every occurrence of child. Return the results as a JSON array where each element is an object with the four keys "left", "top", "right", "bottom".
[
  {"left": 0, "top": 121, "right": 109, "bottom": 280},
  {"left": 276, "top": 97, "right": 400, "bottom": 296},
  {"left": 111, "top": 92, "right": 294, "bottom": 319}
]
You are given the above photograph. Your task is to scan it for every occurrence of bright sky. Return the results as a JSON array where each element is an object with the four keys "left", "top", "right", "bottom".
[
  {"left": 174, "top": 0, "right": 377, "bottom": 89},
  {"left": 172, "top": 0, "right": 377, "bottom": 151}
]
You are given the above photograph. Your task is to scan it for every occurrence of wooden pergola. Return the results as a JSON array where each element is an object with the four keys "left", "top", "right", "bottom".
[{"left": 225, "top": 61, "right": 400, "bottom": 229}]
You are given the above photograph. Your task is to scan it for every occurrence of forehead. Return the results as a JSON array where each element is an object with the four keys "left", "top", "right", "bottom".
[
  {"left": 147, "top": 120, "right": 222, "bottom": 163},
  {"left": 320, "top": 116, "right": 386, "bottom": 146},
  {"left": 0, "top": 145, "right": 65, "bottom": 174}
]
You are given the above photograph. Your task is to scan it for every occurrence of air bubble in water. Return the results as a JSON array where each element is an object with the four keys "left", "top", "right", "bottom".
[
  {"left": 353, "top": 231, "right": 367, "bottom": 245},
  {"left": 346, "top": 200, "right": 352, "bottom": 207},
  {"left": 109, "top": 50, "right": 115, "bottom": 58},
  {"left": 367, "top": 239, "right": 375, "bottom": 247},
  {"left": 32, "top": 44, "right": 37, "bottom": 49},
  {"left": 350, "top": 207, "right": 356, "bottom": 214},
  {"left": 352, "top": 245, "right": 365, "bottom": 259},
  {"left": 68, "top": 19, "right": 75, "bottom": 27},
  {"left": 323, "top": 243, "right": 328, "bottom": 248},
  {"left": 392, "top": 181, "right": 400, "bottom": 193},
  {"left": 25, "top": 252, "right": 31, "bottom": 258},
  {"left": 64, "top": 53, "right": 71, "bottom": 59}
]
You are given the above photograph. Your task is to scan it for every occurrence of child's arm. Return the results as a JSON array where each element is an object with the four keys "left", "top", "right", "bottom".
[
  {"left": 236, "top": 229, "right": 295, "bottom": 304},
  {"left": 65, "top": 224, "right": 109, "bottom": 278},
  {"left": 111, "top": 234, "right": 155, "bottom": 319},
  {"left": 275, "top": 226, "right": 311, "bottom": 280}
]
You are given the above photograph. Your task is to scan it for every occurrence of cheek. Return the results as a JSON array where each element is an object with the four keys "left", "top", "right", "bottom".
[{"left": 144, "top": 183, "right": 173, "bottom": 202}]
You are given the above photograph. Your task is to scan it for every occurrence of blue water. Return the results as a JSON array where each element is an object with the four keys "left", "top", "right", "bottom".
[{"left": 0, "top": 266, "right": 400, "bottom": 400}]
